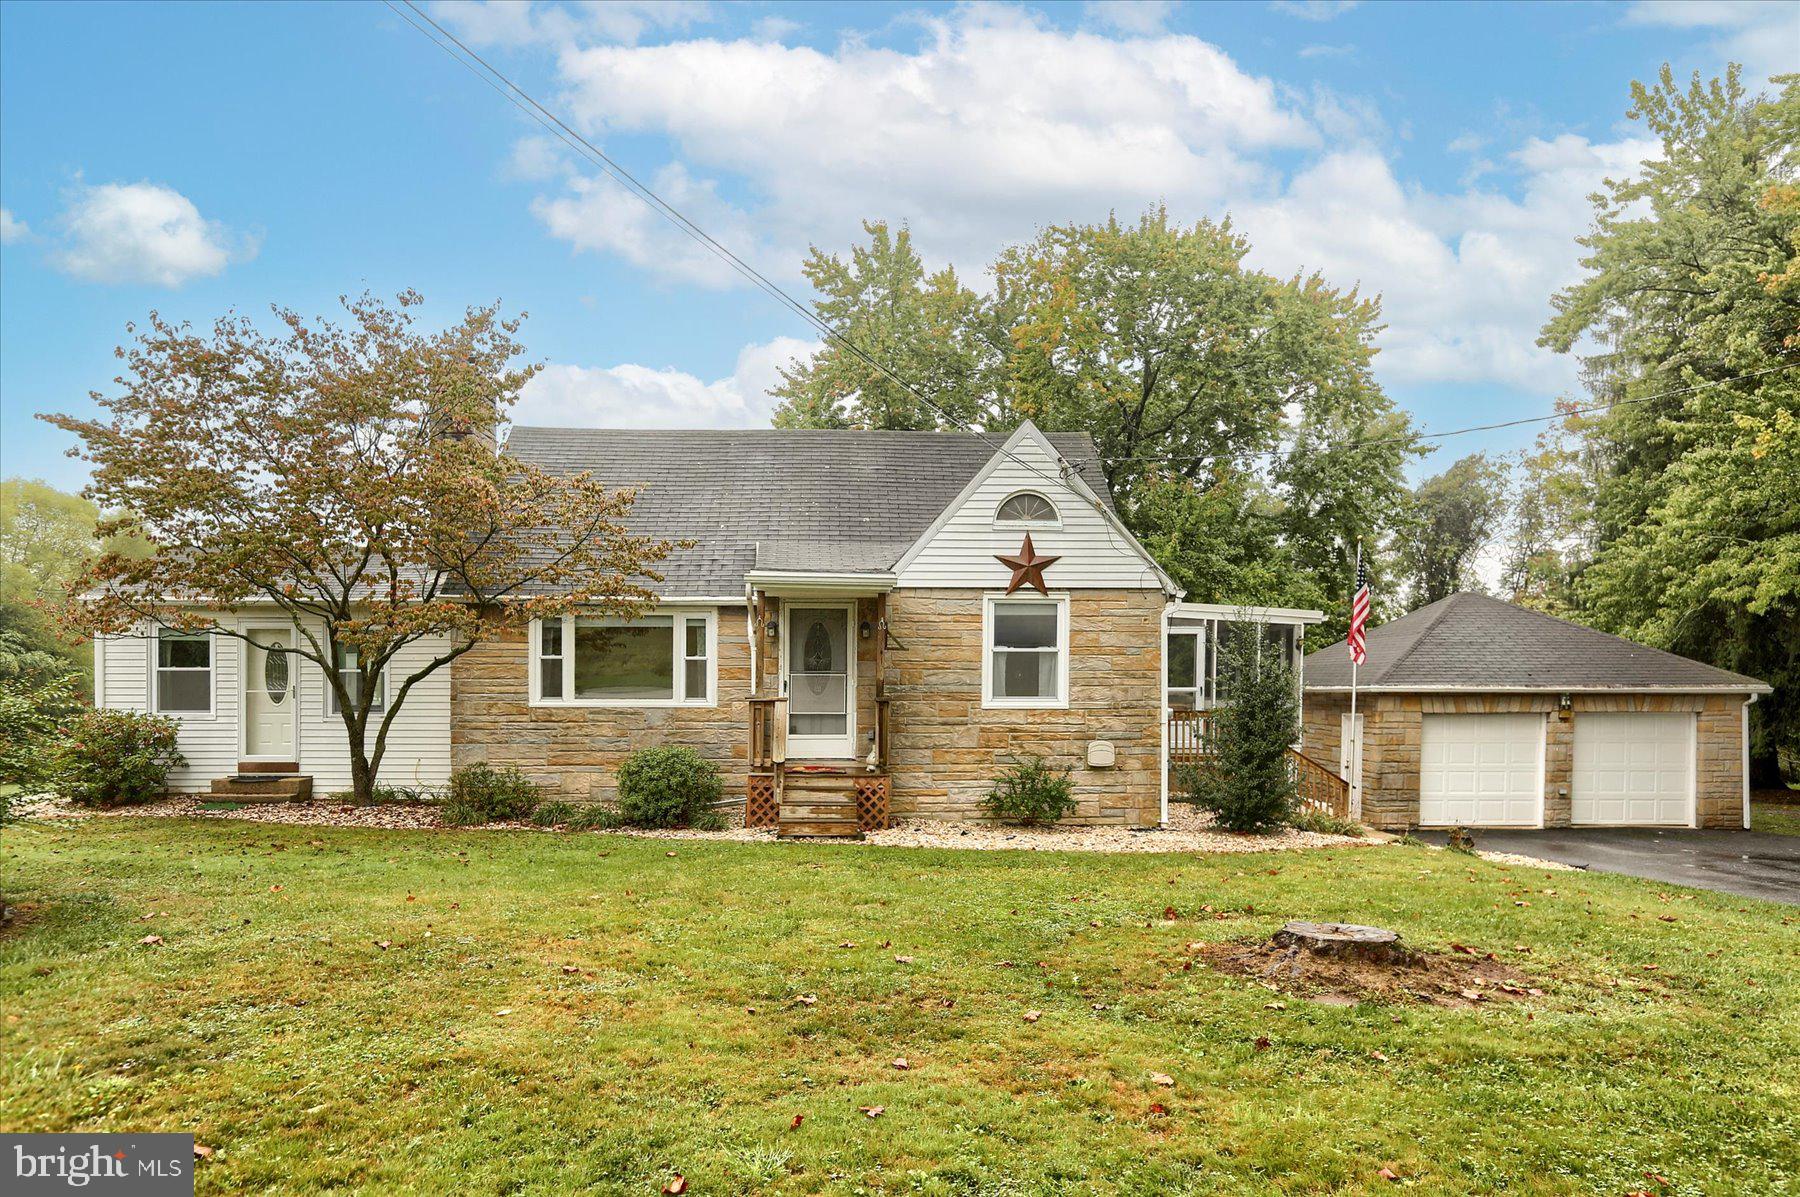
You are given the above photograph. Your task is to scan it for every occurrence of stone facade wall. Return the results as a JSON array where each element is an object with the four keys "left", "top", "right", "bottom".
[
  {"left": 1301, "top": 690, "right": 1748, "bottom": 830},
  {"left": 883, "top": 589, "right": 1164, "bottom": 826},
  {"left": 451, "top": 607, "right": 755, "bottom": 804}
]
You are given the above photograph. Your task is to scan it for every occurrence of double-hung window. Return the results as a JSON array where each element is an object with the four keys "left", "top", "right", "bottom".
[
  {"left": 328, "top": 642, "right": 386, "bottom": 714},
  {"left": 985, "top": 595, "right": 1067, "bottom": 707},
  {"left": 533, "top": 610, "right": 715, "bottom": 707},
  {"left": 154, "top": 629, "right": 213, "bottom": 714}
]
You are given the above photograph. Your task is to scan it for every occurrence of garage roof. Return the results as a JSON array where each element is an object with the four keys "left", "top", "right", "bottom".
[{"left": 1304, "top": 592, "right": 1771, "bottom": 693}]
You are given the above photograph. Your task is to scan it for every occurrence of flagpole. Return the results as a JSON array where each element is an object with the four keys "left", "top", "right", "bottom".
[{"left": 1349, "top": 538, "right": 1361, "bottom": 820}]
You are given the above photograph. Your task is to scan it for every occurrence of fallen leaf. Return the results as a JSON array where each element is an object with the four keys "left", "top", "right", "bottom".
[
  {"left": 1149, "top": 1072, "right": 1174, "bottom": 1087},
  {"left": 894, "top": 955, "right": 914, "bottom": 964},
  {"left": 1023, "top": 1010, "right": 1042, "bottom": 1023},
  {"left": 838, "top": 941, "right": 856, "bottom": 949},
  {"left": 1263, "top": 1001, "right": 1286, "bottom": 1011},
  {"left": 1369, "top": 1050, "right": 1389, "bottom": 1062},
  {"left": 1449, "top": 943, "right": 1475, "bottom": 955},
  {"left": 1377, "top": 1165, "right": 1400, "bottom": 1182},
  {"left": 494, "top": 1008, "right": 513, "bottom": 1017},
  {"left": 1148, "top": 1101, "right": 1168, "bottom": 1115},
  {"left": 789, "top": 1114, "right": 804, "bottom": 1130},
  {"left": 1253, "top": 1036, "right": 1271, "bottom": 1051},
  {"left": 1162, "top": 906, "right": 1179, "bottom": 920},
  {"left": 794, "top": 994, "right": 818, "bottom": 1006},
  {"left": 561, "top": 965, "right": 580, "bottom": 974},
  {"left": 269, "top": 885, "right": 283, "bottom": 893},
  {"left": 662, "top": 1175, "right": 687, "bottom": 1195},
  {"left": 375, "top": 940, "right": 392, "bottom": 951},
  {"left": 193, "top": 1144, "right": 215, "bottom": 1160},
  {"left": 138, "top": 934, "right": 164, "bottom": 946},
  {"left": 860, "top": 1105, "right": 885, "bottom": 1118},
  {"left": 666, "top": 851, "right": 677, "bottom": 858},
  {"left": 893, "top": 1057, "right": 910, "bottom": 1070}
]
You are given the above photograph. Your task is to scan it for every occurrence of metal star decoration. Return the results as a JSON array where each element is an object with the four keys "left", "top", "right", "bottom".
[{"left": 995, "top": 532, "right": 1060, "bottom": 595}]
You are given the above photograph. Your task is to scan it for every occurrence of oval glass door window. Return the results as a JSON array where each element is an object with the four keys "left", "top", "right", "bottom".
[{"left": 264, "top": 640, "right": 290, "bottom": 705}]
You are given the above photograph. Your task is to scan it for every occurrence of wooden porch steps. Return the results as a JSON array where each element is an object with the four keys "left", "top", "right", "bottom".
[{"left": 777, "top": 765, "right": 866, "bottom": 840}]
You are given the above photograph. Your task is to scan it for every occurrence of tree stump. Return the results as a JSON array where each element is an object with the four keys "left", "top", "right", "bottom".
[{"left": 1271, "top": 921, "right": 1418, "bottom": 966}]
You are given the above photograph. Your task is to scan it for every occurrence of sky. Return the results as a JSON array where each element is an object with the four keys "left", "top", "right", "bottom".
[{"left": 2, "top": 0, "right": 1795, "bottom": 494}]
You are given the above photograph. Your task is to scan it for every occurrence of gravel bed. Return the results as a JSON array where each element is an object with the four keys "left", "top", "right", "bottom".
[{"left": 34, "top": 793, "right": 1366, "bottom": 854}]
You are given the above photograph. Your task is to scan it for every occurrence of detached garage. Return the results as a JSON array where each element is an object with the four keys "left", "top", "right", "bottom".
[{"left": 1301, "top": 593, "right": 1770, "bottom": 831}]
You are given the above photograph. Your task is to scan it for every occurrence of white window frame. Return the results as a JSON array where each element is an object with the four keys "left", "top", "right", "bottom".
[
  {"left": 151, "top": 627, "right": 215, "bottom": 716},
  {"left": 529, "top": 608, "right": 717, "bottom": 708},
  {"left": 327, "top": 642, "right": 387, "bottom": 715},
  {"left": 993, "top": 489, "right": 1062, "bottom": 530},
  {"left": 1164, "top": 617, "right": 1305, "bottom": 710},
  {"left": 982, "top": 593, "right": 1069, "bottom": 710},
  {"left": 1166, "top": 627, "right": 1206, "bottom": 710}
]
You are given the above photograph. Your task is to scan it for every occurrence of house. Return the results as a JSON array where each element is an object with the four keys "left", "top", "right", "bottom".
[
  {"left": 1301, "top": 593, "right": 1771, "bottom": 831},
  {"left": 97, "top": 420, "right": 1334, "bottom": 834}
]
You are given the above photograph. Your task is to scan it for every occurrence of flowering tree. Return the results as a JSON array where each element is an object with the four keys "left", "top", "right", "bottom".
[{"left": 43, "top": 291, "right": 667, "bottom": 803}]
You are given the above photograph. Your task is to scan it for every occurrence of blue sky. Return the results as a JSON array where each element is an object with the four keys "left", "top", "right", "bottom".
[{"left": 2, "top": 0, "right": 1793, "bottom": 493}]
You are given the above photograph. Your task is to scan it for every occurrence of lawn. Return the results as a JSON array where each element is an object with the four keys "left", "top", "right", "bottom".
[
  {"left": 2, "top": 819, "right": 1795, "bottom": 1196},
  {"left": 1750, "top": 799, "right": 1800, "bottom": 837}
]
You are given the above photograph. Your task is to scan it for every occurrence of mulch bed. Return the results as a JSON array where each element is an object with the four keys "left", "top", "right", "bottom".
[{"left": 1200, "top": 936, "right": 1547, "bottom": 1009}]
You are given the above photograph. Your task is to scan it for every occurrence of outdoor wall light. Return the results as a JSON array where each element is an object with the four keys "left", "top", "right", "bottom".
[
  {"left": 859, "top": 620, "right": 873, "bottom": 640},
  {"left": 766, "top": 619, "right": 779, "bottom": 639}
]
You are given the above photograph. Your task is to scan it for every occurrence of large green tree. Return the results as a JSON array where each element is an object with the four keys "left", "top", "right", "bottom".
[
  {"left": 1400, "top": 453, "right": 1509, "bottom": 609},
  {"left": 1538, "top": 65, "right": 1799, "bottom": 781},
  {"left": 773, "top": 210, "right": 1419, "bottom": 637},
  {"left": 0, "top": 478, "right": 105, "bottom": 683}
]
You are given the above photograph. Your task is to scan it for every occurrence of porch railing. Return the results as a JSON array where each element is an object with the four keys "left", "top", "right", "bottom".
[
  {"left": 1167, "top": 708, "right": 1211, "bottom": 762},
  {"left": 748, "top": 695, "right": 786, "bottom": 770},
  {"left": 1168, "top": 708, "right": 1352, "bottom": 820}
]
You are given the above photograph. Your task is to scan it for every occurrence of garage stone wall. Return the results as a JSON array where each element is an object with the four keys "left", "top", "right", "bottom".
[
  {"left": 884, "top": 588, "right": 1164, "bottom": 827},
  {"left": 451, "top": 607, "right": 756, "bottom": 804},
  {"left": 1302, "top": 691, "right": 1748, "bottom": 830}
]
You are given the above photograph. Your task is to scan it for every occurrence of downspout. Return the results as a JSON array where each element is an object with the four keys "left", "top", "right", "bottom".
[
  {"left": 745, "top": 584, "right": 758, "bottom": 696},
  {"left": 1742, "top": 693, "right": 1758, "bottom": 830}
]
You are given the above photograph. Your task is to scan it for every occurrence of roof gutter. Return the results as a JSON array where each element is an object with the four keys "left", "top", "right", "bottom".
[{"left": 1304, "top": 683, "right": 1775, "bottom": 695}]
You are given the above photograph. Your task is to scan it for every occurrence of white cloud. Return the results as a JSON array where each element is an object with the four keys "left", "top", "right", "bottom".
[
  {"left": 429, "top": 0, "right": 711, "bottom": 48},
  {"left": 1269, "top": 1, "right": 1360, "bottom": 21},
  {"left": 750, "top": 14, "right": 801, "bottom": 43},
  {"left": 1083, "top": 1, "right": 1177, "bottom": 35},
  {"left": 1623, "top": 1, "right": 1799, "bottom": 83},
  {"left": 1297, "top": 43, "right": 1354, "bottom": 58},
  {"left": 0, "top": 208, "right": 28, "bottom": 244},
  {"left": 513, "top": 335, "right": 818, "bottom": 428},
  {"left": 51, "top": 181, "right": 253, "bottom": 286},
  {"left": 500, "top": 4, "right": 1665, "bottom": 394}
]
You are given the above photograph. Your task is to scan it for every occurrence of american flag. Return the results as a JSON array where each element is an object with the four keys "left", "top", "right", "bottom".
[{"left": 1348, "top": 558, "right": 1371, "bottom": 666}]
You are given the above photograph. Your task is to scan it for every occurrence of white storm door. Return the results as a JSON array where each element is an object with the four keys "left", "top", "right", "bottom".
[
  {"left": 1420, "top": 713, "right": 1543, "bottom": 827},
  {"left": 783, "top": 604, "right": 855, "bottom": 759},
  {"left": 1572, "top": 712, "right": 1695, "bottom": 826},
  {"left": 243, "top": 629, "right": 297, "bottom": 760}
]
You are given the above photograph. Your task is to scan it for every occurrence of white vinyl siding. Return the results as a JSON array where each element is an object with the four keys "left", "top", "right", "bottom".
[
  {"left": 1419, "top": 713, "right": 1544, "bottom": 827},
  {"left": 897, "top": 431, "right": 1164, "bottom": 590},
  {"left": 97, "top": 615, "right": 452, "bottom": 794},
  {"left": 1572, "top": 712, "right": 1695, "bottom": 826}
]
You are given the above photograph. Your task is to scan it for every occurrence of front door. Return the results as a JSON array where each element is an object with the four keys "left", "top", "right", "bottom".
[
  {"left": 244, "top": 629, "right": 296, "bottom": 760},
  {"left": 783, "top": 604, "right": 855, "bottom": 758}
]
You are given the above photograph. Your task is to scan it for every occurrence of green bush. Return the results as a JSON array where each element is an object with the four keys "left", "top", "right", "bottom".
[
  {"left": 566, "top": 804, "right": 624, "bottom": 831},
  {"left": 981, "top": 755, "right": 1077, "bottom": 826},
  {"left": 1287, "top": 807, "right": 1365, "bottom": 837},
  {"left": 615, "top": 746, "right": 722, "bottom": 829},
  {"left": 53, "top": 708, "right": 186, "bottom": 808},
  {"left": 442, "top": 763, "right": 541, "bottom": 826},
  {"left": 1179, "top": 624, "right": 1299, "bottom": 834},
  {"left": 530, "top": 800, "right": 577, "bottom": 827}
]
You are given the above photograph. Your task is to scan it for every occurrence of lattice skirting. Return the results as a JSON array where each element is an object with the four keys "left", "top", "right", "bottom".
[
  {"left": 746, "top": 774, "right": 778, "bottom": 828},
  {"left": 853, "top": 776, "right": 890, "bottom": 832}
]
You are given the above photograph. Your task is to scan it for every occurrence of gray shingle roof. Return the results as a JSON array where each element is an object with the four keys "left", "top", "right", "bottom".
[
  {"left": 502, "top": 426, "right": 1114, "bottom": 597},
  {"left": 1304, "top": 592, "right": 1770, "bottom": 693}
]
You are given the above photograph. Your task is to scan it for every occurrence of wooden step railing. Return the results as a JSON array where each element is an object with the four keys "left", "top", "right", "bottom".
[
  {"left": 1167, "top": 708, "right": 1211, "bottom": 762},
  {"left": 1289, "top": 748, "right": 1351, "bottom": 818}
]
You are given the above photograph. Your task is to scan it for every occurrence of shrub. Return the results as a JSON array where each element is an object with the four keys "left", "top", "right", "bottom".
[
  {"left": 566, "top": 804, "right": 624, "bottom": 831},
  {"left": 530, "top": 800, "right": 577, "bottom": 827},
  {"left": 442, "top": 763, "right": 541, "bottom": 826},
  {"left": 1287, "top": 807, "right": 1365, "bottom": 837},
  {"left": 0, "top": 669, "right": 83, "bottom": 801},
  {"left": 615, "top": 746, "right": 722, "bottom": 829},
  {"left": 53, "top": 708, "right": 186, "bottom": 808},
  {"left": 981, "top": 755, "right": 1077, "bottom": 826},
  {"left": 1179, "top": 623, "right": 1299, "bottom": 834}
]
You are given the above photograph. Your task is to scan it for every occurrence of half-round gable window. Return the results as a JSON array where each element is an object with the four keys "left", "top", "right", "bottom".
[{"left": 995, "top": 490, "right": 1059, "bottom": 526}]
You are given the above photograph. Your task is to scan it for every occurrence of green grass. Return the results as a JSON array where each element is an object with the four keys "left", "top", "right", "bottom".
[
  {"left": 1750, "top": 801, "right": 1800, "bottom": 836},
  {"left": 2, "top": 820, "right": 1795, "bottom": 1196}
]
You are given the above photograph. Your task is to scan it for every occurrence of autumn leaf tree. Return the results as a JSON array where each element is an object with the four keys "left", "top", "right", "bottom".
[{"left": 43, "top": 291, "right": 668, "bottom": 803}]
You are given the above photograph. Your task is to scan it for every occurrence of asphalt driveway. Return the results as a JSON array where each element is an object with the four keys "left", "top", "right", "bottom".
[{"left": 1417, "top": 827, "right": 1799, "bottom": 904}]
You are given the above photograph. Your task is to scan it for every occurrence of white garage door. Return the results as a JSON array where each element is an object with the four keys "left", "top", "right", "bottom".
[
  {"left": 1420, "top": 713, "right": 1544, "bottom": 827},
  {"left": 1572, "top": 712, "right": 1694, "bottom": 826}
]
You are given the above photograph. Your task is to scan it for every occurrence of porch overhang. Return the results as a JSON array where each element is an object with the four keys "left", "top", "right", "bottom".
[
  {"left": 744, "top": 570, "right": 896, "bottom": 599},
  {"left": 1169, "top": 601, "right": 1326, "bottom": 625}
]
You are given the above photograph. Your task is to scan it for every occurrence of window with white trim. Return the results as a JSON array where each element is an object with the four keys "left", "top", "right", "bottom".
[
  {"left": 1165, "top": 618, "right": 1301, "bottom": 708},
  {"left": 154, "top": 629, "right": 212, "bottom": 713},
  {"left": 986, "top": 596, "right": 1066, "bottom": 706},
  {"left": 328, "top": 642, "right": 386, "bottom": 714},
  {"left": 995, "top": 490, "right": 1059, "bottom": 526},
  {"left": 532, "top": 610, "right": 714, "bottom": 706}
]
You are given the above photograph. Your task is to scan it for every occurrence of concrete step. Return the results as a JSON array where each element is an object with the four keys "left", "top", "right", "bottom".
[{"left": 210, "top": 774, "right": 312, "bottom": 803}]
